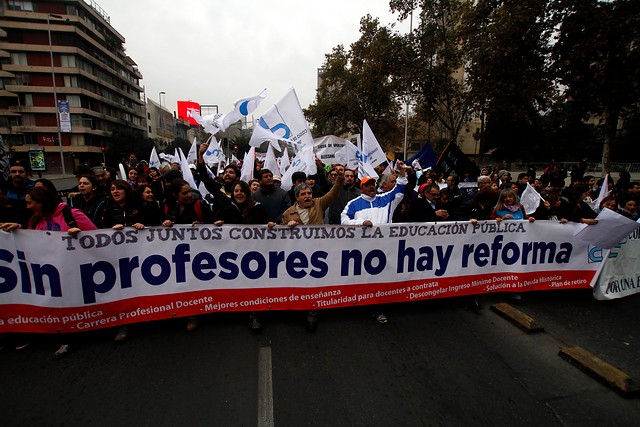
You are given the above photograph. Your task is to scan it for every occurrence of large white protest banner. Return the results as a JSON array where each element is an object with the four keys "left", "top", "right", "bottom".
[
  {"left": 593, "top": 227, "right": 640, "bottom": 300},
  {"left": 313, "top": 135, "right": 348, "bottom": 164},
  {"left": 576, "top": 208, "right": 640, "bottom": 249},
  {"left": 0, "top": 221, "right": 603, "bottom": 333}
]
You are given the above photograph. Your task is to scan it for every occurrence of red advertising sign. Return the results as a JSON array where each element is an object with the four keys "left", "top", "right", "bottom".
[{"left": 177, "top": 101, "right": 201, "bottom": 126}]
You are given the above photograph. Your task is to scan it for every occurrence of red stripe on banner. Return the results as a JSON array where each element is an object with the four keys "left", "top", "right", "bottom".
[{"left": 0, "top": 270, "right": 594, "bottom": 333}]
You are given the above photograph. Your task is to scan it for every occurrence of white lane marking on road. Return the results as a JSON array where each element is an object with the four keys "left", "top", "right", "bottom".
[{"left": 258, "top": 346, "right": 274, "bottom": 427}]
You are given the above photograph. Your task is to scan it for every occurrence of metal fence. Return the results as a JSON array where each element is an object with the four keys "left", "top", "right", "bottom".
[{"left": 503, "top": 162, "right": 640, "bottom": 175}]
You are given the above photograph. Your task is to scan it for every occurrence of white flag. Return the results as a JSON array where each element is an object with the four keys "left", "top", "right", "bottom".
[
  {"left": 159, "top": 152, "right": 179, "bottom": 164},
  {"left": 359, "top": 159, "right": 379, "bottom": 181},
  {"left": 521, "top": 182, "right": 544, "bottom": 215},
  {"left": 118, "top": 163, "right": 127, "bottom": 181},
  {"left": 187, "top": 138, "right": 198, "bottom": 165},
  {"left": 192, "top": 110, "right": 224, "bottom": 135},
  {"left": 240, "top": 147, "right": 255, "bottom": 182},
  {"left": 593, "top": 174, "right": 610, "bottom": 211},
  {"left": 249, "top": 118, "right": 285, "bottom": 152},
  {"left": 198, "top": 181, "right": 210, "bottom": 199},
  {"left": 411, "top": 159, "right": 422, "bottom": 171},
  {"left": 249, "top": 87, "right": 313, "bottom": 150},
  {"left": 149, "top": 147, "right": 161, "bottom": 169},
  {"left": 263, "top": 143, "right": 280, "bottom": 177},
  {"left": 301, "top": 144, "right": 317, "bottom": 177},
  {"left": 178, "top": 148, "right": 198, "bottom": 191},
  {"left": 334, "top": 140, "right": 360, "bottom": 170},
  {"left": 203, "top": 135, "right": 226, "bottom": 167},
  {"left": 362, "top": 120, "right": 387, "bottom": 168},
  {"left": 222, "top": 89, "right": 267, "bottom": 130},
  {"left": 280, "top": 145, "right": 316, "bottom": 192},
  {"left": 280, "top": 149, "right": 291, "bottom": 174}
]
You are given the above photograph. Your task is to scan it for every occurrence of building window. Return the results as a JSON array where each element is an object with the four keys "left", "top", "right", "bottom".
[
  {"left": 60, "top": 55, "right": 76, "bottom": 68},
  {"left": 66, "top": 95, "right": 81, "bottom": 107},
  {"left": 66, "top": 5, "right": 77, "bottom": 16},
  {"left": 22, "top": 114, "right": 36, "bottom": 126},
  {"left": 24, "top": 94, "right": 33, "bottom": 106},
  {"left": 63, "top": 76, "right": 78, "bottom": 87},
  {"left": 8, "top": 1, "right": 34, "bottom": 11},
  {"left": 10, "top": 52, "right": 28, "bottom": 65},
  {"left": 14, "top": 74, "right": 30, "bottom": 85},
  {"left": 149, "top": 126, "right": 152, "bottom": 133}
]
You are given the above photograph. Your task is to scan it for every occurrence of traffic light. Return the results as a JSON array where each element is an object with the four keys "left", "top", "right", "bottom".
[{"left": 233, "top": 145, "right": 238, "bottom": 154}]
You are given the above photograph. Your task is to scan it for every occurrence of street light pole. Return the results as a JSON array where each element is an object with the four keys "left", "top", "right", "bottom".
[
  {"left": 47, "top": 14, "right": 66, "bottom": 176},
  {"left": 158, "top": 91, "right": 166, "bottom": 138}
]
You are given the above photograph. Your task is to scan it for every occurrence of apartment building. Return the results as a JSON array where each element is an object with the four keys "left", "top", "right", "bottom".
[{"left": 0, "top": 0, "right": 146, "bottom": 173}]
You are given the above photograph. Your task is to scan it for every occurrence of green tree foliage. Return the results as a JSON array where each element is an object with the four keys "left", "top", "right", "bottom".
[
  {"left": 551, "top": 0, "right": 640, "bottom": 172},
  {"left": 463, "top": 0, "right": 555, "bottom": 160},
  {"left": 308, "top": 0, "right": 640, "bottom": 163},
  {"left": 305, "top": 16, "right": 406, "bottom": 145},
  {"left": 392, "top": 0, "right": 474, "bottom": 143}
]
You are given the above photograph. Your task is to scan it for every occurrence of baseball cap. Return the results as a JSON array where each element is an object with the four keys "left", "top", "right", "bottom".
[{"left": 360, "top": 176, "right": 376, "bottom": 189}]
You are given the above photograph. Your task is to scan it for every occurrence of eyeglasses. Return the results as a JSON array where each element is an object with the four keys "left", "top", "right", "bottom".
[{"left": 429, "top": 193, "right": 441, "bottom": 198}]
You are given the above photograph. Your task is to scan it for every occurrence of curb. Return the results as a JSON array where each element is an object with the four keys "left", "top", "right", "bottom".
[
  {"left": 559, "top": 347, "right": 640, "bottom": 396},
  {"left": 490, "top": 303, "right": 544, "bottom": 333}
]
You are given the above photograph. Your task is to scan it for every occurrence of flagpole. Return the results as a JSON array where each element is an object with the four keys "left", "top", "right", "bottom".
[{"left": 403, "top": 9, "right": 413, "bottom": 160}]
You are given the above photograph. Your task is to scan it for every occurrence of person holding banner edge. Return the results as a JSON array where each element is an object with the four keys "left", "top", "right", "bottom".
[
  {"left": 0, "top": 185, "right": 97, "bottom": 358},
  {"left": 215, "top": 180, "right": 270, "bottom": 332},
  {"left": 275, "top": 167, "right": 345, "bottom": 331}
]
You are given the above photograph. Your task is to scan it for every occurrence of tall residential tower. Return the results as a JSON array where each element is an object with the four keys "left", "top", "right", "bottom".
[{"left": 0, "top": 0, "right": 146, "bottom": 173}]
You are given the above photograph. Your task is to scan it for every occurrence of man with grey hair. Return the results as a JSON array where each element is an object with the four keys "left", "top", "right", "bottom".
[
  {"left": 279, "top": 170, "right": 344, "bottom": 227},
  {"left": 477, "top": 175, "right": 492, "bottom": 191},
  {"left": 378, "top": 173, "right": 397, "bottom": 193}
]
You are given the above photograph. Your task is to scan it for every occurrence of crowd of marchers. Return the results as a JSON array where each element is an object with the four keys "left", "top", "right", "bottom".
[{"left": 1, "top": 144, "right": 639, "bottom": 359}]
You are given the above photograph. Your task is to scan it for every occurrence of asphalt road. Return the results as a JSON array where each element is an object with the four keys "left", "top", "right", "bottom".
[{"left": 2, "top": 291, "right": 639, "bottom": 427}]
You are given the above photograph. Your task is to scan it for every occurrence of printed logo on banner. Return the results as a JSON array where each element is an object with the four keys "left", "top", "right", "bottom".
[{"left": 258, "top": 116, "right": 291, "bottom": 140}]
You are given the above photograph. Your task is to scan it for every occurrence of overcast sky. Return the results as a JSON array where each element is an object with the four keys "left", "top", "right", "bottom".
[{"left": 96, "top": 0, "right": 410, "bottom": 117}]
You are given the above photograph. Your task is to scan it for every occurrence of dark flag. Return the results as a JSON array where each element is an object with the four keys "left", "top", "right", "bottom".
[
  {"left": 436, "top": 140, "right": 480, "bottom": 178},
  {"left": 406, "top": 141, "right": 437, "bottom": 170}
]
